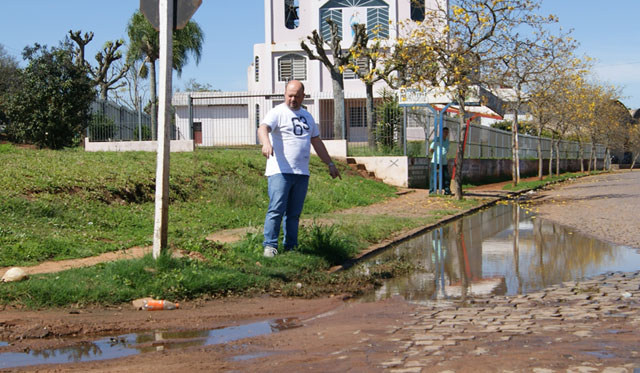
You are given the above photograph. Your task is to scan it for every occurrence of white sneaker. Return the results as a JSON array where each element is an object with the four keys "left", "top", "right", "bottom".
[{"left": 263, "top": 246, "right": 278, "bottom": 257}]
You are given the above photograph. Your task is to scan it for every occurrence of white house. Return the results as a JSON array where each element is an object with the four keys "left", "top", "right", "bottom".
[{"left": 172, "top": 0, "right": 446, "bottom": 146}]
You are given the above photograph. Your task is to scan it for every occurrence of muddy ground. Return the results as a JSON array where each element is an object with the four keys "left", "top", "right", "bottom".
[{"left": 1, "top": 171, "right": 639, "bottom": 372}]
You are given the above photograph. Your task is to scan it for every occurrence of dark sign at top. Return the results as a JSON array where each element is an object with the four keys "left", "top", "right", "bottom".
[{"left": 140, "top": 0, "right": 202, "bottom": 31}]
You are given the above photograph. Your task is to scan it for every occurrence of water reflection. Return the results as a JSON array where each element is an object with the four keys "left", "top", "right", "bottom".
[
  {"left": 358, "top": 202, "right": 640, "bottom": 303},
  {"left": 0, "top": 318, "right": 300, "bottom": 369}
]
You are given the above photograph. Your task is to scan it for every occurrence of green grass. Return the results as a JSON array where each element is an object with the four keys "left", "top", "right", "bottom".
[
  {"left": 0, "top": 145, "right": 395, "bottom": 267},
  {"left": 0, "top": 143, "right": 575, "bottom": 309},
  {"left": 0, "top": 224, "right": 413, "bottom": 308}
]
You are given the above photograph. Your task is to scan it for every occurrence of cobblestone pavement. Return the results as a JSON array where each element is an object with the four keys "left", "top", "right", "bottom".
[
  {"left": 380, "top": 272, "right": 640, "bottom": 372},
  {"left": 378, "top": 172, "right": 640, "bottom": 373}
]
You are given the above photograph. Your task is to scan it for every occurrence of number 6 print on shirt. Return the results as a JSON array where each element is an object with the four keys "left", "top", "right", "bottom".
[{"left": 292, "top": 116, "right": 309, "bottom": 136}]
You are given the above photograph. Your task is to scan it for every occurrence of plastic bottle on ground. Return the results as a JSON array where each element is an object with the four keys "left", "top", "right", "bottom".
[{"left": 143, "top": 299, "right": 179, "bottom": 311}]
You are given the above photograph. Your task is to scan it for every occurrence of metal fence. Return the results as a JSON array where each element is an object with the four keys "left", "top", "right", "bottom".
[
  {"left": 346, "top": 105, "right": 605, "bottom": 160},
  {"left": 90, "top": 93, "right": 604, "bottom": 162},
  {"left": 87, "top": 100, "right": 154, "bottom": 142}
]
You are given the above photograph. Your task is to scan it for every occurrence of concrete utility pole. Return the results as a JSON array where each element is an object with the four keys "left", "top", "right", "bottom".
[
  {"left": 152, "top": 0, "right": 173, "bottom": 259},
  {"left": 141, "top": 0, "right": 201, "bottom": 259}
]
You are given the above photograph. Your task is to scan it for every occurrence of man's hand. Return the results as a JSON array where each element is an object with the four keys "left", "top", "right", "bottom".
[
  {"left": 257, "top": 124, "right": 273, "bottom": 158},
  {"left": 328, "top": 163, "right": 341, "bottom": 179},
  {"left": 261, "top": 143, "right": 273, "bottom": 158}
]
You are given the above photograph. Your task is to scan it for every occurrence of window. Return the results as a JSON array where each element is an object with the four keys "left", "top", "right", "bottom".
[
  {"left": 343, "top": 57, "right": 369, "bottom": 80},
  {"left": 285, "top": 0, "right": 299, "bottom": 29},
  {"left": 320, "top": 0, "right": 390, "bottom": 40},
  {"left": 367, "top": 7, "right": 389, "bottom": 39},
  {"left": 410, "top": 0, "right": 425, "bottom": 22},
  {"left": 254, "top": 56, "right": 259, "bottom": 82},
  {"left": 349, "top": 106, "right": 367, "bottom": 127},
  {"left": 278, "top": 54, "right": 307, "bottom": 81},
  {"left": 255, "top": 104, "right": 260, "bottom": 128},
  {"left": 320, "top": 9, "right": 343, "bottom": 41}
]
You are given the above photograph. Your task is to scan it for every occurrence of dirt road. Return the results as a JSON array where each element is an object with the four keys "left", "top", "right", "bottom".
[{"left": 1, "top": 171, "right": 639, "bottom": 372}]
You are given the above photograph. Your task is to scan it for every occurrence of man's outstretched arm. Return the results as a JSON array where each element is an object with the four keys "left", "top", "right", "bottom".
[
  {"left": 258, "top": 124, "right": 273, "bottom": 158},
  {"left": 311, "top": 136, "right": 341, "bottom": 179}
]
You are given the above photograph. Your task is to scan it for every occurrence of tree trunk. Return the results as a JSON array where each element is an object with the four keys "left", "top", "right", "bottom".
[
  {"left": 578, "top": 140, "right": 584, "bottom": 172},
  {"left": 452, "top": 105, "right": 467, "bottom": 200},
  {"left": 511, "top": 109, "right": 520, "bottom": 186},
  {"left": 630, "top": 153, "right": 639, "bottom": 171},
  {"left": 99, "top": 84, "right": 108, "bottom": 101},
  {"left": 588, "top": 143, "right": 594, "bottom": 172},
  {"left": 330, "top": 70, "right": 345, "bottom": 140},
  {"left": 556, "top": 140, "right": 560, "bottom": 176},
  {"left": 536, "top": 126, "right": 543, "bottom": 180},
  {"left": 548, "top": 140, "right": 554, "bottom": 177},
  {"left": 150, "top": 60, "right": 158, "bottom": 141},
  {"left": 365, "top": 82, "right": 375, "bottom": 148}
]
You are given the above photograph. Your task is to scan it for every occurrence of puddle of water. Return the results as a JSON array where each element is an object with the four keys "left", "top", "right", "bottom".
[
  {"left": 582, "top": 350, "right": 616, "bottom": 359},
  {"left": 229, "top": 351, "right": 273, "bottom": 361},
  {"left": 606, "top": 329, "right": 630, "bottom": 334},
  {"left": 0, "top": 318, "right": 300, "bottom": 369},
  {"left": 357, "top": 202, "right": 640, "bottom": 303}
]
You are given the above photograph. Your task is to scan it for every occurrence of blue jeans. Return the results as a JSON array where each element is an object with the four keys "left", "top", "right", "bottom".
[{"left": 263, "top": 173, "right": 309, "bottom": 250}]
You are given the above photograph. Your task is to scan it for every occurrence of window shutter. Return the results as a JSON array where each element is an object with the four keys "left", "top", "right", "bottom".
[
  {"left": 278, "top": 55, "right": 306, "bottom": 81},
  {"left": 320, "top": 9, "right": 343, "bottom": 41},
  {"left": 292, "top": 57, "right": 307, "bottom": 80},
  {"left": 367, "top": 7, "right": 389, "bottom": 39}
]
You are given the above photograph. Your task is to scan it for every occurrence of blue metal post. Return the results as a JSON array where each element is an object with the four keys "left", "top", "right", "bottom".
[{"left": 425, "top": 105, "right": 438, "bottom": 193}]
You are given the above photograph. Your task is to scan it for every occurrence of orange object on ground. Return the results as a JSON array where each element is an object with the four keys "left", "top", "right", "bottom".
[{"left": 143, "top": 299, "right": 179, "bottom": 311}]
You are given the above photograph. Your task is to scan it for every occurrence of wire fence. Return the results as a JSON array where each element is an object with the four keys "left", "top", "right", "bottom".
[
  {"left": 87, "top": 100, "right": 154, "bottom": 142},
  {"left": 346, "top": 105, "right": 605, "bottom": 160},
  {"left": 88, "top": 94, "right": 605, "bottom": 161}
]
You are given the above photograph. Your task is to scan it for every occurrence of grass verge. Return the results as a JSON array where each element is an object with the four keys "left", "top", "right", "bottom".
[{"left": 501, "top": 171, "right": 608, "bottom": 191}]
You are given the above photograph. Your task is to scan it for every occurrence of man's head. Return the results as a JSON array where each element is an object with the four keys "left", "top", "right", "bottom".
[
  {"left": 443, "top": 127, "right": 449, "bottom": 139},
  {"left": 284, "top": 80, "right": 305, "bottom": 110}
]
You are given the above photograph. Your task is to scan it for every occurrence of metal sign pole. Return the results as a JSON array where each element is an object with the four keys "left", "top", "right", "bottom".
[
  {"left": 424, "top": 105, "right": 438, "bottom": 194},
  {"left": 403, "top": 106, "right": 408, "bottom": 156},
  {"left": 152, "top": 0, "right": 173, "bottom": 259},
  {"left": 438, "top": 102, "right": 454, "bottom": 194}
]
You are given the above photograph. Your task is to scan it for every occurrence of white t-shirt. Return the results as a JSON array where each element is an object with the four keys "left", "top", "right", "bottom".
[{"left": 263, "top": 103, "right": 320, "bottom": 176}]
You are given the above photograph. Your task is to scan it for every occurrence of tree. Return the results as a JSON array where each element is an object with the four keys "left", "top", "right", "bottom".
[
  {"left": 69, "top": 30, "right": 130, "bottom": 101},
  {"left": 627, "top": 123, "right": 640, "bottom": 170},
  {"left": 592, "top": 91, "right": 628, "bottom": 171},
  {"left": 5, "top": 42, "right": 95, "bottom": 149},
  {"left": 301, "top": 19, "right": 356, "bottom": 140},
  {"left": 528, "top": 54, "right": 587, "bottom": 178},
  {"left": 493, "top": 24, "right": 575, "bottom": 186},
  {"left": 0, "top": 44, "right": 20, "bottom": 127},
  {"left": 395, "top": 0, "right": 542, "bottom": 199},
  {"left": 112, "top": 58, "right": 149, "bottom": 113},
  {"left": 349, "top": 24, "right": 400, "bottom": 147},
  {"left": 180, "top": 78, "right": 219, "bottom": 92},
  {"left": 126, "top": 11, "right": 204, "bottom": 139}
]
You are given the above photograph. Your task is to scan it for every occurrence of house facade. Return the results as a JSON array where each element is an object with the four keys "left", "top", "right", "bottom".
[{"left": 173, "top": 0, "right": 445, "bottom": 146}]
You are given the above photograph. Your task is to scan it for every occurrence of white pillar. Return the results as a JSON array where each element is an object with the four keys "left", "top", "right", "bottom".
[{"left": 153, "top": 0, "right": 173, "bottom": 259}]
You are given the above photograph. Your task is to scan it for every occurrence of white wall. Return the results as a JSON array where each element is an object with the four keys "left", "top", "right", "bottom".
[{"left": 84, "top": 138, "right": 194, "bottom": 152}]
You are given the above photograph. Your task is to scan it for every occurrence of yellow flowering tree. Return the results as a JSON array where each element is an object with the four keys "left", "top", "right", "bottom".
[
  {"left": 493, "top": 23, "right": 576, "bottom": 185},
  {"left": 527, "top": 54, "right": 586, "bottom": 179},
  {"left": 627, "top": 123, "right": 640, "bottom": 170},
  {"left": 393, "top": 0, "right": 544, "bottom": 199}
]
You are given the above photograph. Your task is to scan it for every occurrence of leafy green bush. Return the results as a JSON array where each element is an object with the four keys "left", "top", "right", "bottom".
[{"left": 5, "top": 42, "right": 95, "bottom": 149}]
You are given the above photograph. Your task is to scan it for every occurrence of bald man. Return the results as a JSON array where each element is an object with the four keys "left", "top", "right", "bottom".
[{"left": 257, "top": 80, "right": 340, "bottom": 257}]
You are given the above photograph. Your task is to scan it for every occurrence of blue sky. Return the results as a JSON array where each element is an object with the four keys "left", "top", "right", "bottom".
[{"left": 1, "top": 1, "right": 639, "bottom": 108}]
